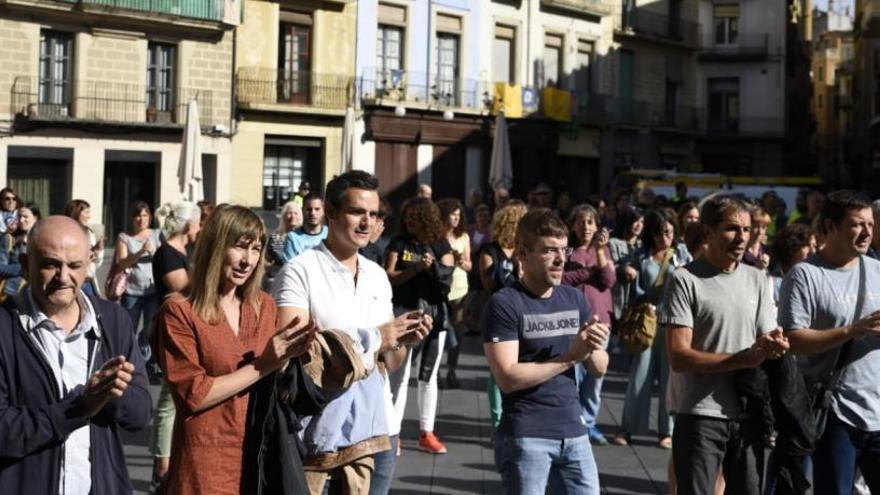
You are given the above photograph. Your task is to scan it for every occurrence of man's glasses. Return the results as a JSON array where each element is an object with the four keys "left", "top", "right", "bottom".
[{"left": 540, "top": 247, "right": 573, "bottom": 259}]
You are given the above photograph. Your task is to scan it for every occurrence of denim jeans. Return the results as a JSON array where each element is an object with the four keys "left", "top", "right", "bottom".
[
  {"left": 121, "top": 292, "right": 159, "bottom": 362},
  {"left": 813, "top": 412, "right": 880, "bottom": 494},
  {"left": 575, "top": 332, "right": 610, "bottom": 429},
  {"left": 494, "top": 432, "right": 599, "bottom": 495},
  {"left": 368, "top": 435, "right": 398, "bottom": 495},
  {"left": 620, "top": 326, "right": 672, "bottom": 437}
]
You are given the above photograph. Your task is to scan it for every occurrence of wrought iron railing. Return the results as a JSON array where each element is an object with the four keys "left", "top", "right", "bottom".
[
  {"left": 358, "top": 68, "right": 492, "bottom": 111},
  {"left": 236, "top": 68, "right": 352, "bottom": 109},
  {"left": 77, "top": 0, "right": 225, "bottom": 22},
  {"left": 700, "top": 32, "right": 774, "bottom": 58},
  {"left": 615, "top": 8, "right": 699, "bottom": 46},
  {"left": 704, "top": 116, "right": 785, "bottom": 136},
  {"left": 11, "top": 76, "right": 216, "bottom": 126}
]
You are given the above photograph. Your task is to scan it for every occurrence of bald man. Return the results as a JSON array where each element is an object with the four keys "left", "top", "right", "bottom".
[
  {"left": 0, "top": 216, "right": 151, "bottom": 494},
  {"left": 417, "top": 184, "right": 433, "bottom": 199}
]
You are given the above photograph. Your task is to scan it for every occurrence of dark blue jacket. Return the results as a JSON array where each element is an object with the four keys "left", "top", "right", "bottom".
[{"left": 0, "top": 294, "right": 152, "bottom": 494}]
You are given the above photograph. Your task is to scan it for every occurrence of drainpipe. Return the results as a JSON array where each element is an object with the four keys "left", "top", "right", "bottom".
[{"left": 427, "top": 0, "right": 433, "bottom": 99}]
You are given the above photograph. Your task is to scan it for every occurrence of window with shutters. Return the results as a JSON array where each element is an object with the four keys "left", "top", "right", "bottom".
[
  {"left": 708, "top": 78, "right": 740, "bottom": 133},
  {"left": 38, "top": 30, "right": 73, "bottom": 116},
  {"left": 279, "top": 14, "right": 311, "bottom": 104},
  {"left": 543, "top": 33, "right": 563, "bottom": 88},
  {"left": 146, "top": 42, "right": 175, "bottom": 121},
  {"left": 494, "top": 25, "right": 516, "bottom": 84},
  {"left": 714, "top": 5, "right": 739, "bottom": 45}
]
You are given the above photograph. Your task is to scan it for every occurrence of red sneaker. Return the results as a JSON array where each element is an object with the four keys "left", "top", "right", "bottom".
[{"left": 418, "top": 432, "right": 448, "bottom": 454}]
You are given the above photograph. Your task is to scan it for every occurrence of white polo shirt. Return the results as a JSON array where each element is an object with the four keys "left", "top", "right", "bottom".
[{"left": 272, "top": 241, "right": 393, "bottom": 370}]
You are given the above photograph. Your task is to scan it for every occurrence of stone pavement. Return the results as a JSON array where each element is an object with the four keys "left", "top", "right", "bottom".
[{"left": 123, "top": 332, "right": 673, "bottom": 494}]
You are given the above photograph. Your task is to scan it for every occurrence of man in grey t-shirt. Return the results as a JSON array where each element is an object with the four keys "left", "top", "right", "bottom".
[
  {"left": 779, "top": 190, "right": 880, "bottom": 494},
  {"left": 663, "top": 196, "right": 789, "bottom": 495}
]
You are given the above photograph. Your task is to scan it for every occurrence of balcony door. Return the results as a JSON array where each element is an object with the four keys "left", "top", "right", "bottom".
[
  {"left": 279, "top": 15, "right": 311, "bottom": 104},
  {"left": 147, "top": 43, "right": 176, "bottom": 123},
  {"left": 38, "top": 31, "right": 72, "bottom": 117},
  {"left": 436, "top": 33, "right": 459, "bottom": 106}
]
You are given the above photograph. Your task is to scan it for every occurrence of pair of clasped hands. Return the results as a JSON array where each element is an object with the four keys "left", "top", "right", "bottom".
[
  {"left": 745, "top": 328, "right": 789, "bottom": 366},
  {"left": 568, "top": 315, "right": 610, "bottom": 362},
  {"left": 259, "top": 309, "right": 436, "bottom": 373}
]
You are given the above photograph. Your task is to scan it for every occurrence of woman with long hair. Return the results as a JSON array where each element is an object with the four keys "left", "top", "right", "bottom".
[
  {"left": 64, "top": 199, "right": 105, "bottom": 296},
  {"left": 479, "top": 203, "right": 528, "bottom": 430},
  {"left": 385, "top": 197, "right": 456, "bottom": 454},
  {"left": 113, "top": 201, "right": 162, "bottom": 360},
  {"left": 563, "top": 204, "right": 616, "bottom": 445},
  {"left": 156, "top": 205, "right": 316, "bottom": 494},
  {"left": 149, "top": 201, "right": 202, "bottom": 488},
  {"left": 0, "top": 202, "right": 40, "bottom": 298},
  {"left": 436, "top": 198, "right": 472, "bottom": 389},
  {"left": 613, "top": 209, "right": 691, "bottom": 448},
  {"left": 609, "top": 207, "right": 644, "bottom": 335}
]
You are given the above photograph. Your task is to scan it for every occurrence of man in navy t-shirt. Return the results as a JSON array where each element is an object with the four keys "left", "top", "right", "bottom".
[{"left": 483, "top": 208, "right": 609, "bottom": 494}]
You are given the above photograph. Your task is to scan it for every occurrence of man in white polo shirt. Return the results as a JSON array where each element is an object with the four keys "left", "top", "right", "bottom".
[{"left": 272, "top": 170, "right": 430, "bottom": 493}]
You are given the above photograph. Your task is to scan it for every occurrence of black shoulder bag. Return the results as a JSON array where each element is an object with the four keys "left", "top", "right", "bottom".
[{"left": 811, "top": 255, "right": 866, "bottom": 439}]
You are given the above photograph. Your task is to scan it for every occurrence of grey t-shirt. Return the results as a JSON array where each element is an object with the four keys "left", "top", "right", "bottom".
[
  {"left": 662, "top": 259, "right": 777, "bottom": 419},
  {"left": 779, "top": 253, "right": 880, "bottom": 431}
]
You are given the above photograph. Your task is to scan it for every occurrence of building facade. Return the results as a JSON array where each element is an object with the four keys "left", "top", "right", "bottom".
[
  {"left": 852, "top": 0, "right": 880, "bottom": 195},
  {"left": 601, "top": 0, "right": 701, "bottom": 181},
  {"left": 811, "top": 9, "right": 853, "bottom": 186},
  {"left": 0, "top": 0, "right": 238, "bottom": 239},
  {"left": 231, "top": 0, "right": 357, "bottom": 211},
  {"left": 352, "top": 0, "right": 616, "bottom": 205},
  {"left": 694, "top": 0, "right": 788, "bottom": 176}
]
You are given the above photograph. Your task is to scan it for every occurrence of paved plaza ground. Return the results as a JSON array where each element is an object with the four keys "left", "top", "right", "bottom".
[{"left": 123, "top": 335, "right": 674, "bottom": 494}]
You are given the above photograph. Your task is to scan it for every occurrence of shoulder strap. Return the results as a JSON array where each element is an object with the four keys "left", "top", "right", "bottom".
[
  {"left": 653, "top": 248, "right": 675, "bottom": 289},
  {"left": 827, "top": 255, "right": 866, "bottom": 387}
]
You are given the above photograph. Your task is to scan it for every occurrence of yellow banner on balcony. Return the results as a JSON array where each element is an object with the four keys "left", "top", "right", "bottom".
[
  {"left": 542, "top": 87, "right": 572, "bottom": 122},
  {"left": 493, "top": 83, "right": 523, "bottom": 118}
]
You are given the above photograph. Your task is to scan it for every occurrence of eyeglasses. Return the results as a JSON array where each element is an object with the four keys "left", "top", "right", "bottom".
[
  {"left": 2, "top": 196, "right": 16, "bottom": 202},
  {"left": 540, "top": 246, "right": 573, "bottom": 259}
]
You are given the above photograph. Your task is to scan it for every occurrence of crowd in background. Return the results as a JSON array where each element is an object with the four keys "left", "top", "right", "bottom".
[{"left": 1, "top": 174, "right": 880, "bottom": 495}]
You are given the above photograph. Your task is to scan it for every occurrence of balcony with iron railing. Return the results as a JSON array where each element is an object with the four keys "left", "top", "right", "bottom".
[
  {"left": 703, "top": 116, "right": 785, "bottom": 137},
  {"left": 541, "top": 0, "right": 613, "bottom": 17},
  {"left": 10, "top": 76, "right": 218, "bottom": 128},
  {"left": 582, "top": 95, "right": 699, "bottom": 132},
  {"left": 699, "top": 32, "right": 777, "bottom": 61},
  {"left": 358, "top": 68, "right": 492, "bottom": 112},
  {"left": 78, "top": 0, "right": 224, "bottom": 21},
  {"left": 614, "top": 8, "right": 699, "bottom": 46},
  {"left": 236, "top": 68, "right": 353, "bottom": 112},
  {"left": 8, "top": 0, "right": 231, "bottom": 26}
]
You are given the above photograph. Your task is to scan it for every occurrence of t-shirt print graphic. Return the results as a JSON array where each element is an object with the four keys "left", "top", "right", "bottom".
[{"left": 521, "top": 310, "right": 581, "bottom": 340}]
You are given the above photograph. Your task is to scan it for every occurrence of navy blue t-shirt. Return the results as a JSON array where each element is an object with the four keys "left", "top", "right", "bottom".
[{"left": 482, "top": 283, "right": 591, "bottom": 439}]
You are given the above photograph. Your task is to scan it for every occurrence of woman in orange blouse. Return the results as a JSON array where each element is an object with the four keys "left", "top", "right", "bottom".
[{"left": 156, "top": 205, "right": 317, "bottom": 494}]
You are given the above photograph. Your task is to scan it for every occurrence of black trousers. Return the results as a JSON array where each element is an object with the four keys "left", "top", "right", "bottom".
[{"left": 673, "top": 414, "right": 764, "bottom": 495}]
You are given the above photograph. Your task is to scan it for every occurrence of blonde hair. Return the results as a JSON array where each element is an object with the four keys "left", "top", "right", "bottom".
[
  {"left": 275, "top": 201, "right": 302, "bottom": 234},
  {"left": 190, "top": 205, "right": 267, "bottom": 324},
  {"left": 491, "top": 204, "right": 528, "bottom": 249},
  {"left": 155, "top": 202, "right": 201, "bottom": 238}
]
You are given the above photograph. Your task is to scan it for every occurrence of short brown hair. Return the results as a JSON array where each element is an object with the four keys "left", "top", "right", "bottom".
[
  {"left": 515, "top": 208, "right": 568, "bottom": 249},
  {"left": 821, "top": 190, "right": 871, "bottom": 226},
  {"left": 700, "top": 196, "right": 751, "bottom": 229}
]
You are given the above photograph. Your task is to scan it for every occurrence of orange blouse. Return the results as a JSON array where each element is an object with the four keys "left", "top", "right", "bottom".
[{"left": 157, "top": 292, "right": 277, "bottom": 495}]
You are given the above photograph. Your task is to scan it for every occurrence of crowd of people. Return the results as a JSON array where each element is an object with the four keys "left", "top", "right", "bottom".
[{"left": 0, "top": 175, "right": 879, "bottom": 495}]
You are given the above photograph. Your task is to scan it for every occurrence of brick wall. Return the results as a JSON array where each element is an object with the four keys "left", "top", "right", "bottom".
[
  {"left": 181, "top": 31, "right": 234, "bottom": 128},
  {"left": 0, "top": 20, "right": 38, "bottom": 118}
]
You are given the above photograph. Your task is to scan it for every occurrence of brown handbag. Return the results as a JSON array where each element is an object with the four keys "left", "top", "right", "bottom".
[{"left": 619, "top": 248, "right": 674, "bottom": 354}]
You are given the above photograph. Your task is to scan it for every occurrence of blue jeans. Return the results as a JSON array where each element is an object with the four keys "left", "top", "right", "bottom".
[
  {"left": 121, "top": 293, "right": 159, "bottom": 361},
  {"left": 813, "top": 412, "right": 880, "bottom": 494},
  {"left": 620, "top": 326, "right": 672, "bottom": 437},
  {"left": 494, "top": 432, "right": 599, "bottom": 495},
  {"left": 369, "top": 435, "right": 398, "bottom": 495},
  {"left": 575, "top": 334, "right": 610, "bottom": 429}
]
